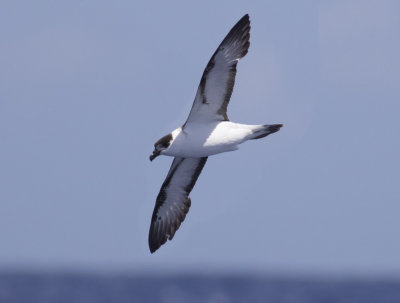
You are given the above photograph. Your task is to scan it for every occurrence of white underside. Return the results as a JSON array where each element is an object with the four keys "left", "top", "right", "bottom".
[{"left": 162, "top": 121, "right": 265, "bottom": 158}]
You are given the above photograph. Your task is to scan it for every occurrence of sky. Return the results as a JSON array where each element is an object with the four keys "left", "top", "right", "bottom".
[{"left": 1, "top": 0, "right": 399, "bottom": 276}]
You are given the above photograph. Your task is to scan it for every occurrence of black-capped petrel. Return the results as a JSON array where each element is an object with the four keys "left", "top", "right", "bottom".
[{"left": 148, "top": 14, "right": 283, "bottom": 253}]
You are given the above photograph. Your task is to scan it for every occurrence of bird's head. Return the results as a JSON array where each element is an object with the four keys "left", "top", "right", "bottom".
[{"left": 149, "top": 133, "right": 173, "bottom": 161}]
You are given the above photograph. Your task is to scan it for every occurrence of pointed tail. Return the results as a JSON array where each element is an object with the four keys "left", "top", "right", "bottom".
[{"left": 250, "top": 124, "right": 283, "bottom": 140}]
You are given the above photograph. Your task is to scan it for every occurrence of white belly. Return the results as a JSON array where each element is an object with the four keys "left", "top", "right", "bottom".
[{"left": 164, "top": 121, "right": 260, "bottom": 158}]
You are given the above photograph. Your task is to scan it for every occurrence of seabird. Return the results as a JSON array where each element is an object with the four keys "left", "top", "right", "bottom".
[{"left": 148, "top": 14, "right": 283, "bottom": 253}]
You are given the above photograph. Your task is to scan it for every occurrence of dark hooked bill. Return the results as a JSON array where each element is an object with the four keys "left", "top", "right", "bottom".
[{"left": 149, "top": 150, "right": 160, "bottom": 161}]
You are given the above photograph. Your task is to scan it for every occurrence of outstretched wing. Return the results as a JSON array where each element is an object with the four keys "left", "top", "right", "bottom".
[
  {"left": 149, "top": 157, "right": 208, "bottom": 253},
  {"left": 184, "top": 14, "right": 251, "bottom": 126}
]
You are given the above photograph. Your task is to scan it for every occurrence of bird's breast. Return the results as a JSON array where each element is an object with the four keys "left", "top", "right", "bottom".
[{"left": 164, "top": 122, "right": 249, "bottom": 158}]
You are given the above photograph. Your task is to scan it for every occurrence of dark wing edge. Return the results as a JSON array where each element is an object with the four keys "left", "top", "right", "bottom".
[
  {"left": 184, "top": 14, "right": 251, "bottom": 126},
  {"left": 148, "top": 157, "right": 208, "bottom": 253}
]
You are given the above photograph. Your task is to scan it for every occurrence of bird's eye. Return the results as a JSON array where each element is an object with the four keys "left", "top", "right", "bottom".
[{"left": 157, "top": 143, "right": 169, "bottom": 149}]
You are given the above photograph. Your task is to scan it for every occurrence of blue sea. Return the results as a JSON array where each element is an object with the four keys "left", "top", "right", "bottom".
[{"left": 1, "top": 272, "right": 400, "bottom": 303}]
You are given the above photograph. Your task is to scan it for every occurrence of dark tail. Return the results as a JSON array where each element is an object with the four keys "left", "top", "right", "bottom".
[{"left": 251, "top": 124, "right": 283, "bottom": 140}]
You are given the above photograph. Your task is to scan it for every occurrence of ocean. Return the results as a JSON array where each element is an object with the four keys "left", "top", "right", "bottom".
[{"left": 0, "top": 272, "right": 400, "bottom": 303}]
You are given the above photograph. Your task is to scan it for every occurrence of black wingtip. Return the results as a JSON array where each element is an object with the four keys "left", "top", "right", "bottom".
[
  {"left": 149, "top": 235, "right": 162, "bottom": 253},
  {"left": 237, "top": 14, "right": 250, "bottom": 28},
  {"left": 241, "top": 14, "right": 249, "bottom": 21},
  {"left": 219, "top": 14, "right": 251, "bottom": 59},
  {"left": 234, "top": 13, "right": 250, "bottom": 30},
  {"left": 148, "top": 226, "right": 164, "bottom": 253}
]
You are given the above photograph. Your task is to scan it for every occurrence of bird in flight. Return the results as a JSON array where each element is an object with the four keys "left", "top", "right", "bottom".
[{"left": 148, "top": 14, "right": 283, "bottom": 253}]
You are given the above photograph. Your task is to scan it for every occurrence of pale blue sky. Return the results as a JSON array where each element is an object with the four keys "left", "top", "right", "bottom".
[{"left": 1, "top": 0, "right": 399, "bottom": 276}]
